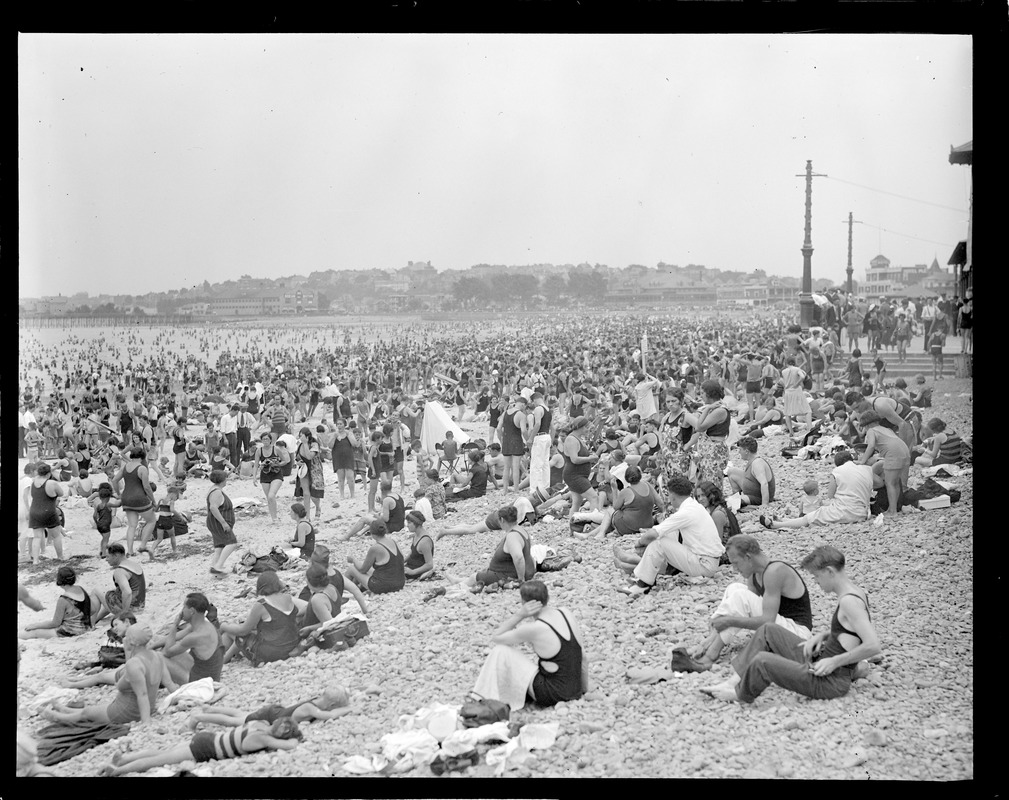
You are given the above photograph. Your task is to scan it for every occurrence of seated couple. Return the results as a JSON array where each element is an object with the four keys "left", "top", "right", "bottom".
[{"left": 614, "top": 474, "right": 725, "bottom": 596}]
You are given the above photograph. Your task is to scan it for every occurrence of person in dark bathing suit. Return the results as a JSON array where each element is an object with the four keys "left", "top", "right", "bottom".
[
  {"left": 159, "top": 593, "right": 225, "bottom": 683},
  {"left": 701, "top": 545, "right": 880, "bottom": 703},
  {"left": 403, "top": 510, "right": 435, "bottom": 580},
  {"left": 221, "top": 572, "right": 300, "bottom": 666},
  {"left": 470, "top": 580, "right": 590, "bottom": 711},
  {"left": 344, "top": 519, "right": 405, "bottom": 595}
]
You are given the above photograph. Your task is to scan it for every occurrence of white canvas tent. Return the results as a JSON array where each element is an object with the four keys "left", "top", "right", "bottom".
[{"left": 420, "top": 401, "right": 470, "bottom": 454}]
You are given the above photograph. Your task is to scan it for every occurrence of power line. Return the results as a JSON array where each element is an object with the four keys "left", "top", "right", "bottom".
[
  {"left": 825, "top": 175, "right": 966, "bottom": 213},
  {"left": 855, "top": 221, "right": 956, "bottom": 249}
]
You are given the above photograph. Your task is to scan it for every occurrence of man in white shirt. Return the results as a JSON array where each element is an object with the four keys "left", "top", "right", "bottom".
[
  {"left": 618, "top": 474, "right": 724, "bottom": 595},
  {"left": 219, "top": 404, "right": 240, "bottom": 468},
  {"left": 633, "top": 372, "right": 660, "bottom": 421},
  {"left": 527, "top": 392, "right": 553, "bottom": 496},
  {"left": 920, "top": 298, "right": 936, "bottom": 351}
]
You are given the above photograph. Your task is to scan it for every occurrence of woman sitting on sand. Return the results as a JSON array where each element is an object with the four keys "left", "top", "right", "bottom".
[
  {"left": 19, "top": 566, "right": 101, "bottom": 639},
  {"left": 344, "top": 520, "right": 406, "bottom": 595},
  {"left": 43, "top": 626, "right": 174, "bottom": 726},
  {"left": 403, "top": 510, "right": 435, "bottom": 580},
  {"left": 580, "top": 465, "right": 664, "bottom": 540},
  {"left": 296, "top": 563, "right": 343, "bottom": 645},
  {"left": 288, "top": 502, "right": 317, "bottom": 559},
  {"left": 913, "top": 417, "right": 964, "bottom": 468},
  {"left": 99, "top": 716, "right": 303, "bottom": 776},
  {"left": 221, "top": 572, "right": 300, "bottom": 667},
  {"left": 470, "top": 580, "right": 588, "bottom": 711}
]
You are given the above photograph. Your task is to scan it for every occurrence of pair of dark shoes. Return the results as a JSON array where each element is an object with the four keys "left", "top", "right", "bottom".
[
  {"left": 759, "top": 514, "right": 777, "bottom": 529},
  {"left": 430, "top": 749, "right": 480, "bottom": 775},
  {"left": 669, "top": 647, "right": 709, "bottom": 673}
]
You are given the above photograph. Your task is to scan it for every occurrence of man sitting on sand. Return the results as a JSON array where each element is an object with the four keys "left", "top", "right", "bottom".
[
  {"left": 615, "top": 474, "right": 724, "bottom": 596},
  {"left": 669, "top": 535, "right": 812, "bottom": 672},
  {"left": 93, "top": 543, "right": 146, "bottom": 623},
  {"left": 701, "top": 545, "right": 880, "bottom": 704}
]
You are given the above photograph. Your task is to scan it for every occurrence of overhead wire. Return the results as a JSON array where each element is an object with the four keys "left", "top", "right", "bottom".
[{"left": 825, "top": 175, "right": 967, "bottom": 213}]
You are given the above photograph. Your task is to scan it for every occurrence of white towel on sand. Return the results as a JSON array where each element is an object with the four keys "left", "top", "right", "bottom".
[{"left": 470, "top": 644, "right": 538, "bottom": 712}]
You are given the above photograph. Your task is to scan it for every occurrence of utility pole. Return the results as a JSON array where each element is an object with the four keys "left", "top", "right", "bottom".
[
  {"left": 796, "top": 160, "right": 827, "bottom": 331},
  {"left": 842, "top": 212, "right": 862, "bottom": 296}
]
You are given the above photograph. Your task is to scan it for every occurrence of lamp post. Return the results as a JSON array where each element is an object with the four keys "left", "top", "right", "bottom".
[
  {"left": 842, "top": 212, "right": 863, "bottom": 296},
  {"left": 796, "top": 160, "right": 827, "bottom": 331}
]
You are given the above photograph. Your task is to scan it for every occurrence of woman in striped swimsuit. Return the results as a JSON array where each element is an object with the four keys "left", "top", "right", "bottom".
[{"left": 100, "top": 716, "right": 303, "bottom": 776}]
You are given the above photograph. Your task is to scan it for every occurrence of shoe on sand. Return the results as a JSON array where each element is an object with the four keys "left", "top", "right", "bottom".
[
  {"left": 670, "top": 647, "right": 709, "bottom": 673},
  {"left": 617, "top": 583, "right": 652, "bottom": 597}
]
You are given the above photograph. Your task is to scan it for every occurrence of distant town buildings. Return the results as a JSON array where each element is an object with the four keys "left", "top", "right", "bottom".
[
  {"left": 21, "top": 253, "right": 954, "bottom": 318},
  {"left": 863, "top": 255, "right": 954, "bottom": 301}
]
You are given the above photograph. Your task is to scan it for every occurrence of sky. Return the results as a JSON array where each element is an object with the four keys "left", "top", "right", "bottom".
[{"left": 18, "top": 33, "right": 973, "bottom": 299}]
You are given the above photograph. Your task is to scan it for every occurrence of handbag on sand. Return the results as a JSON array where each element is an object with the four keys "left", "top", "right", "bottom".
[
  {"left": 459, "top": 697, "right": 510, "bottom": 728},
  {"left": 316, "top": 618, "right": 370, "bottom": 651}
]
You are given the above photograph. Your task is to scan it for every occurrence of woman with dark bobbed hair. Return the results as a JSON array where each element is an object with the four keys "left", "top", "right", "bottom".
[
  {"left": 221, "top": 571, "right": 300, "bottom": 666},
  {"left": 582, "top": 465, "right": 664, "bottom": 539},
  {"left": 685, "top": 380, "right": 730, "bottom": 493},
  {"left": 562, "top": 416, "right": 599, "bottom": 515},
  {"left": 19, "top": 566, "right": 101, "bottom": 639},
  {"left": 28, "top": 462, "right": 66, "bottom": 564}
]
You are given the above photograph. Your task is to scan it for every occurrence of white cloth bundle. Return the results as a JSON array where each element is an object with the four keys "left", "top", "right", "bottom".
[
  {"left": 485, "top": 722, "right": 560, "bottom": 775},
  {"left": 157, "top": 676, "right": 215, "bottom": 714}
]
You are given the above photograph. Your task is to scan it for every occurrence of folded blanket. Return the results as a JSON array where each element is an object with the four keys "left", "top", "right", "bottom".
[{"left": 36, "top": 720, "right": 130, "bottom": 766}]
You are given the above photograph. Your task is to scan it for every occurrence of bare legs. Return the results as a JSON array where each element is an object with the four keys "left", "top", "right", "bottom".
[
  {"left": 336, "top": 469, "right": 354, "bottom": 500},
  {"left": 211, "top": 543, "right": 240, "bottom": 573},
  {"left": 502, "top": 455, "right": 522, "bottom": 495},
  {"left": 102, "top": 743, "right": 195, "bottom": 776},
  {"left": 262, "top": 479, "right": 282, "bottom": 523}
]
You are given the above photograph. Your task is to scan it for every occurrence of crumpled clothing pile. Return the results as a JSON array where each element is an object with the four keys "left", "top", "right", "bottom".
[
  {"left": 157, "top": 676, "right": 215, "bottom": 714},
  {"left": 342, "top": 702, "right": 557, "bottom": 775},
  {"left": 23, "top": 685, "right": 79, "bottom": 714},
  {"left": 485, "top": 721, "right": 560, "bottom": 775},
  {"left": 794, "top": 434, "right": 849, "bottom": 461}
]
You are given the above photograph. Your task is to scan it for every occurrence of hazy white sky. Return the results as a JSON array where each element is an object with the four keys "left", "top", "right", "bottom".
[{"left": 19, "top": 33, "right": 972, "bottom": 298}]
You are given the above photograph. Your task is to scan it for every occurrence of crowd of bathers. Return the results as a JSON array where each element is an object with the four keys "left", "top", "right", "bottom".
[{"left": 16, "top": 302, "right": 970, "bottom": 775}]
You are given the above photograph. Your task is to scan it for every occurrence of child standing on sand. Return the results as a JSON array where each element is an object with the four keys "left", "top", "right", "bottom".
[{"left": 929, "top": 330, "right": 945, "bottom": 380}]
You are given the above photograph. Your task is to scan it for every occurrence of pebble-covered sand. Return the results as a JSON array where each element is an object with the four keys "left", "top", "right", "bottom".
[{"left": 17, "top": 380, "right": 973, "bottom": 779}]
